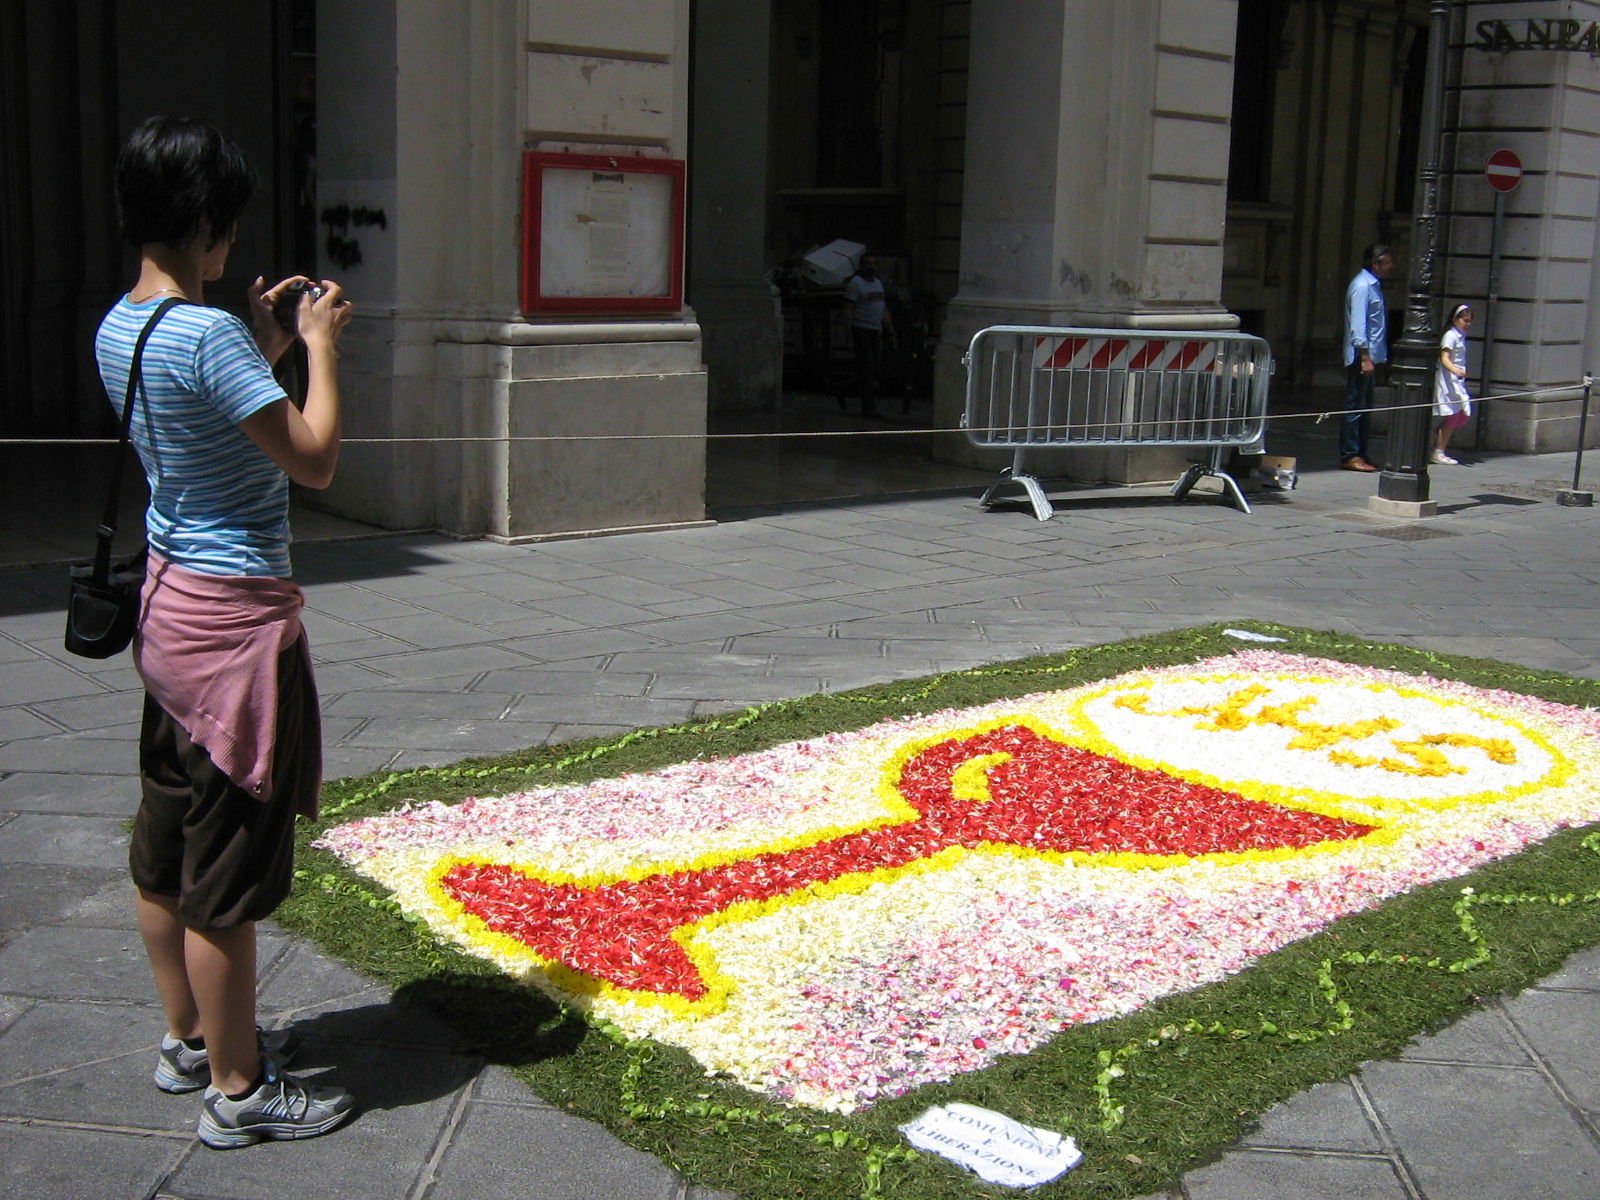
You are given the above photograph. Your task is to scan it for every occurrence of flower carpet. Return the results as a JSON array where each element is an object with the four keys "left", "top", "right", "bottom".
[{"left": 317, "top": 647, "right": 1600, "bottom": 1119}]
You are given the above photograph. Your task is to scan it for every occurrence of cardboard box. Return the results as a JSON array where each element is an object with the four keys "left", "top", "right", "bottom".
[
  {"left": 1256, "top": 454, "right": 1298, "bottom": 490},
  {"left": 800, "top": 239, "right": 865, "bottom": 289}
]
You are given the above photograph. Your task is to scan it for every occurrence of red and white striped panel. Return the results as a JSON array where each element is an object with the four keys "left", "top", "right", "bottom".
[{"left": 1032, "top": 336, "right": 1218, "bottom": 372}]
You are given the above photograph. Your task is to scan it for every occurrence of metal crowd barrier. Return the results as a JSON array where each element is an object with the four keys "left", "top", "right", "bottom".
[{"left": 961, "top": 325, "right": 1273, "bottom": 519}]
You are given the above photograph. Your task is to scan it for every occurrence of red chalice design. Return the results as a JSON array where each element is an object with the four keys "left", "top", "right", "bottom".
[{"left": 439, "top": 724, "right": 1374, "bottom": 1003}]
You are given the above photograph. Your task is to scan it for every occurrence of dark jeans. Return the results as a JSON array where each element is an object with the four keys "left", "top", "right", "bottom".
[
  {"left": 1342, "top": 362, "right": 1375, "bottom": 462},
  {"left": 852, "top": 326, "right": 883, "bottom": 409}
]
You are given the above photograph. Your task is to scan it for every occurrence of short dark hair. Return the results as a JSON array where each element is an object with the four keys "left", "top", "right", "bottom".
[
  {"left": 115, "top": 115, "right": 254, "bottom": 249},
  {"left": 1363, "top": 243, "right": 1393, "bottom": 268}
]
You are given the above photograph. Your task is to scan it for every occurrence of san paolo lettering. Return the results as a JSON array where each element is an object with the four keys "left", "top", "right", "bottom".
[{"left": 1475, "top": 18, "right": 1600, "bottom": 53}]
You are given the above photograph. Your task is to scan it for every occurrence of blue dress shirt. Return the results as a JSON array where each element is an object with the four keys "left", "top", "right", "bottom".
[{"left": 1344, "top": 268, "right": 1387, "bottom": 366}]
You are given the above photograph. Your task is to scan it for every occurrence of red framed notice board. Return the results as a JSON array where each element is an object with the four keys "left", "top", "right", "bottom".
[{"left": 520, "top": 152, "right": 686, "bottom": 314}]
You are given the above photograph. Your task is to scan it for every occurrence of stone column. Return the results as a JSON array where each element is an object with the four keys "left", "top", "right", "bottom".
[
  {"left": 933, "top": 0, "right": 1241, "bottom": 482},
  {"left": 689, "top": 0, "right": 782, "bottom": 413},
  {"left": 315, "top": 0, "right": 709, "bottom": 539}
]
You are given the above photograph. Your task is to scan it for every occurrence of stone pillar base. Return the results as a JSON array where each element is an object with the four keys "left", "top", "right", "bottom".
[{"left": 1368, "top": 496, "right": 1438, "bottom": 519}]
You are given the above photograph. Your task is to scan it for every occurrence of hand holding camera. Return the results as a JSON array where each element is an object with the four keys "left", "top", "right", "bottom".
[
  {"left": 272, "top": 279, "right": 325, "bottom": 332},
  {"left": 261, "top": 275, "right": 351, "bottom": 349}
]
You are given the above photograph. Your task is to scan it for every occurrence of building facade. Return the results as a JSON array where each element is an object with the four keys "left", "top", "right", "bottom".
[{"left": 5, "top": 1, "right": 1599, "bottom": 540}]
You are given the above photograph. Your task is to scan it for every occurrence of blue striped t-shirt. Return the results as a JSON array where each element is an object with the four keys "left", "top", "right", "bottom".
[{"left": 95, "top": 296, "right": 291, "bottom": 577}]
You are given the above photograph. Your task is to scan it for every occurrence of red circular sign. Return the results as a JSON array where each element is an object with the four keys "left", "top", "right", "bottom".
[{"left": 1486, "top": 149, "right": 1523, "bottom": 193}]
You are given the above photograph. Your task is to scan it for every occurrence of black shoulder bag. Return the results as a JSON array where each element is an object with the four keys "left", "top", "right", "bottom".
[{"left": 65, "top": 297, "right": 186, "bottom": 659}]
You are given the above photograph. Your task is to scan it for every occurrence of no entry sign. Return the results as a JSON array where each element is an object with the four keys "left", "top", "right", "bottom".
[{"left": 1486, "top": 149, "right": 1523, "bottom": 193}]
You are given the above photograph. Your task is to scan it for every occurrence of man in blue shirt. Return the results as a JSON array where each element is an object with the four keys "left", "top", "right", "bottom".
[{"left": 1341, "top": 243, "right": 1394, "bottom": 471}]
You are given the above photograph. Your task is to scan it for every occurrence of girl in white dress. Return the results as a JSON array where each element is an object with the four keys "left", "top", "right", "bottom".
[{"left": 1433, "top": 303, "right": 1473, "bottom": 465}]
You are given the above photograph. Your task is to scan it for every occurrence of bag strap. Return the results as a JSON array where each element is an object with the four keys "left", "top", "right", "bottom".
[{"left": 93, "top": 297, "right": 187, "bottom": 583}]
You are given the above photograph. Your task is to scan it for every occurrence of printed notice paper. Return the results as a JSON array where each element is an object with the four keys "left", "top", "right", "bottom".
[{"left": 898, "top": 1103, "right": 1082, "bottom": 1187}]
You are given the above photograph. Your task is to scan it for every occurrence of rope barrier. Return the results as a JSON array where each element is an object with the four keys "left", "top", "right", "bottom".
[{"left": 1, "top": 383, "right": 1587, "bottom": 447}]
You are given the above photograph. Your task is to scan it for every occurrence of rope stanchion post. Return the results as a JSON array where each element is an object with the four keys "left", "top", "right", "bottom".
[{"left": 1557, "top": 374, "right": 1594, "bottom": 507}]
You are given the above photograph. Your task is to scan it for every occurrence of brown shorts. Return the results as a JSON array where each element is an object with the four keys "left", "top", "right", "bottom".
[{"left": 130, "top": 639, "right": 319, "bottom": 930}]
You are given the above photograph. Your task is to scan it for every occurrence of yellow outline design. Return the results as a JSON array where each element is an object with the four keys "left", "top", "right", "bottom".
[{"left": 1069, "top": 671, "right": 1573, "bottom": 825}]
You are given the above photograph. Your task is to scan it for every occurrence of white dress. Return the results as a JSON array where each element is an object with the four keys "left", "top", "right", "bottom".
[{"left": 1434, "top": 326, "right": 1472, "bottom": 417}]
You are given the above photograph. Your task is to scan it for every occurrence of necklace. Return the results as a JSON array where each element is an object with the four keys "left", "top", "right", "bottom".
[{"left": 134, "top": 287, "right": 189, "bottom": 303}]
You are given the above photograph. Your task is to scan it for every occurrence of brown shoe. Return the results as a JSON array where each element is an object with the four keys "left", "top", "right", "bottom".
[{"left": 1341, "top": 457, "right": 1378, "bottom": 472}]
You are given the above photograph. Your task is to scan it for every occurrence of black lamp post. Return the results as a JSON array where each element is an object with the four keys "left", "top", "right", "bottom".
[{"left": 1378, "top": 0, "right": 1451, "bottom": 510}]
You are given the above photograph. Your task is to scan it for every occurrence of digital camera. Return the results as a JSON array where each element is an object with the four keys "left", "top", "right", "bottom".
[{"left": 272, "top": 280, "right": 324, "bottom": 331}]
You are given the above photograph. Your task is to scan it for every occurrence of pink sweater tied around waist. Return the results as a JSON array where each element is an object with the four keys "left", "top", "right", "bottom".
[{"left": 134, "top": 553, "right": 316, "bottom": 810}]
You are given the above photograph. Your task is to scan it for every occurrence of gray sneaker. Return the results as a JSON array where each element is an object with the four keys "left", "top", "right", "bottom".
[
  {"left": 154, "top": 1026, "right": 302, "bottom": 1094},
  {"left": 197, "top": 1065, "right": 355, "bottom": 1149}
]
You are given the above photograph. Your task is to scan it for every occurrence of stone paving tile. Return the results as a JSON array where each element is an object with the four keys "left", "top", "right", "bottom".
[
  {"left": 20, "top": 690, "right": 140, "bottom": 735},
  {"left": 339, "top": 717, "right": 557, "bottom": 753},
  {"left": 429, "top": 1098, "right": 694, "bottom": 1200},
  {"left": 630, "top": 577, "right": 745, "bottom": 611},
  {"left": 611, "top": 557, "right": 740, "bottom": 586},
  {"left": 0, "top": 734, "right": 132, "bottom": 776},
  {"left": 0, "top": 607, "right": 88, "bottom": 644},
  {"left": 4, "top": 657, "right": 112, "bottom": 705},
  {"left": 0, "top": 813, "right": 128, "bottom": 870},
  {"left": 1395, "top": 1001, "right": 1530, "bottom": 1066},
  {"left": 633, "top": 612, "right": 783, "bottom": 644},
  {"left": 454, "top": 570, "right": 588, "bottom": 603},
  {"left": 742, "top": 598, "right": 886, "bottom": 628},
  {"left": 300, "top": 609, "right": 394, "bottom": 646},
  {"left": 0, "top": 994, "right": 26, "bottom": 1034},
  {"left": 306, "top": 633, "right": 422, "bottom": 663},
  {"left": 666, "top": 577, "right": 825, "bottom": 608},
  {"left": 723, "top": 633, "right": 865, "bottom": 656},
  {"left": 0, "top": 1000, "right": 196, "bottom": 1132},
  {"left": 638, "top": 594, "right": 746, "bottom": 618},
  {"left": 331, "top": 571, "right": 463, "bottom": 599},
  {"left": 384, "top": 747, "right": 503, "bottom": 770},
  {"left": 493, "top": 628, "right": 665, "bottom": 664},
  {"left": 321, "top": 745, "right": 403, "bottom": 778},
  {"left": 538, "top": 594, "right": 682, "bottom": 627},
  {"left": 1180, "top": 1148, "right": 1412, "bottom": 1199},
  {"left": 744, "top": 654, "right": 892, "bottom": 680},
  {"left": 406, "top": 589, "right": 569, "bottom": 626},
  {"left": 1535, "top": 943, "right": 1600, "bottom": 990},
  {"left": 505, "top": 693, "right": 697, "bottom": 727},
  {"left": 831, "top": 615, "right": 971, "bottom": 638},
  {"left": 296, "top": 659, "right": 392, "bottom": 694},
  {"left": 0, "top": 923, "right": 290, "bottom": 1005},
  {"left": 300, "top": 587, "right": 430, "bottom": 622},
  {"left": 3, "top": 707, "right": 72, "bottom": 748},
  {"left": 471, "top": 666, "right": 654, "bottom": 697},
  {"left": 469, "top": 1064, "right": 563, "bottom": 1104},
  {"left": 1238, "top": 1078, "right": 1385, "bottom": 1152},
  {"left": 354, "top": 643, "right": 543, "bottom": 681},
  {"left": 322, "top": 688, "right": 515, "bottom": 720},
  {"left": 492, "top": 557, "right": 615, "bottom": 585},
  {"left": 55, "top": 872, "right": 143, "bottom": 929},
  {"left": 1500, "top": 989, "right": 1600, "bottom": 1113},
  {"left": 354, "top": 611, "right": 513, "bottom": 648},
  {"left": 0, "top": 863, "right": 126, "bottom": 937},
  {"left": 0, "top": 771, "right": 138, "bottom": 815},
  {"left": 0, "top": 1123, "right": 187, "bottom": 1200},
  {"left": 1357, "top": 1059, "right": 1600, "bottom": 1200},
  {"left": 605, "top": 648, "right": 773, "bottom": 673},
  {"left": 657, "top": 673, "right": 827, "bottom": 702}
]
